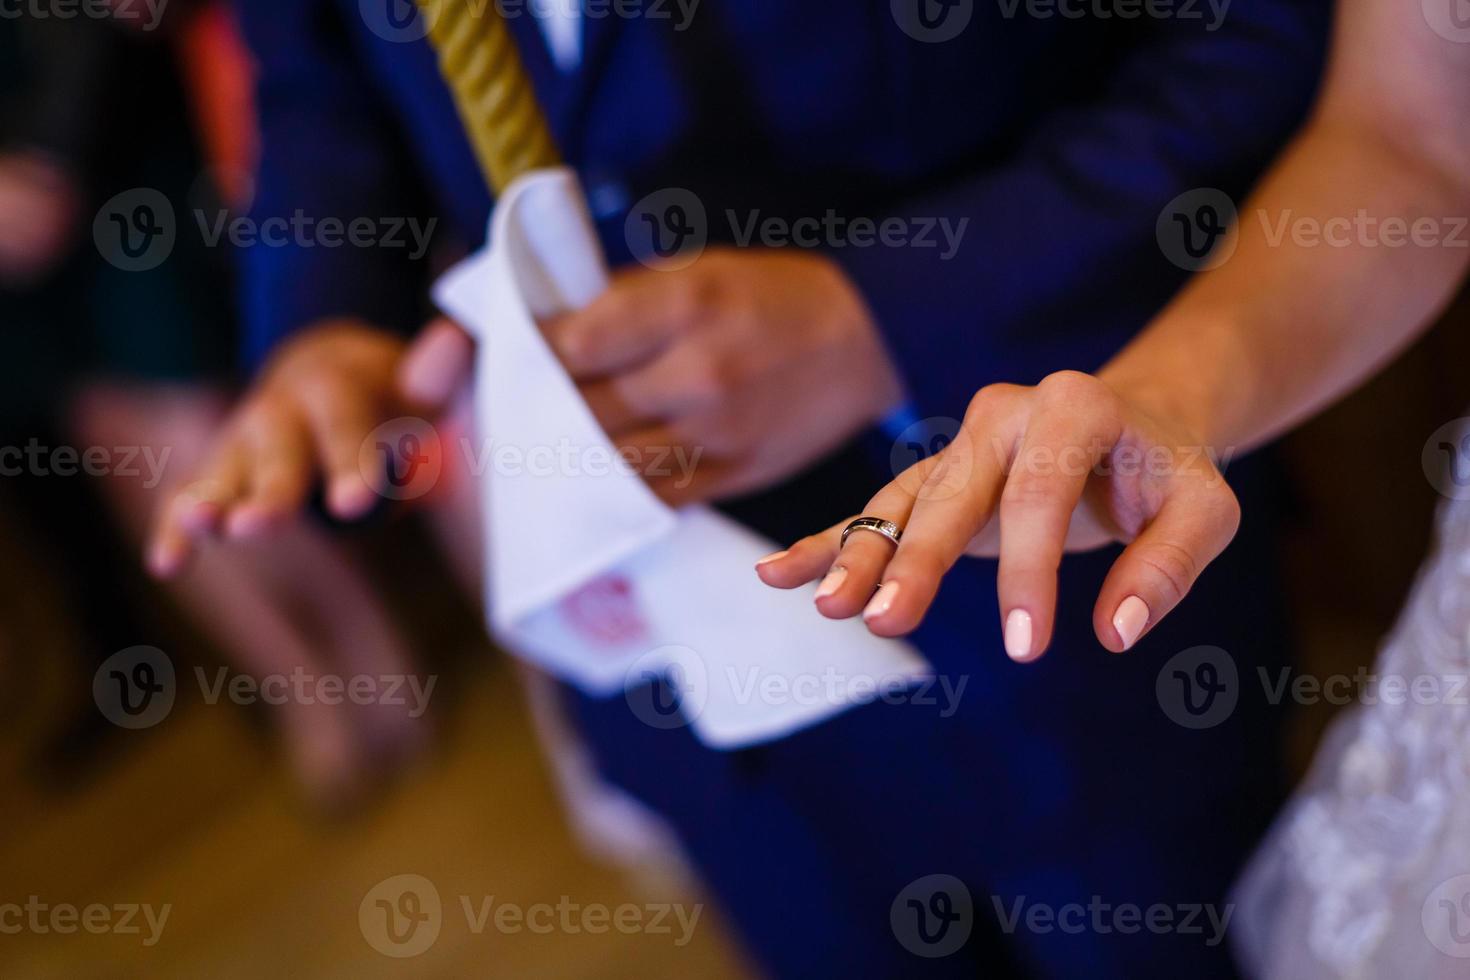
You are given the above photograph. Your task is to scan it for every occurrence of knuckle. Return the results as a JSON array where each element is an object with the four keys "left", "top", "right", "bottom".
[
  {"left": 1207, "top": 478, "right": 1240, "bottom": 515},
  {"left": 1000, "top": 473, "right": 1055, "bottom": 512},
  {"left": 1208, "top": 486, "right": 1242, "bottom": 537},
  {"left": 965, "top": 383, "right": 1017, "bottom": 420},
  {"left": 1138, "top": 541, "right": 1198, "bottom": 606},
  {"left": 685, "top": 350, "right": 734, "bottom": 403},
  {"left": 603, "top": 287, "right": 643, "bottom": 331},
  {"left": 1036, "top": 370, "right": 1109, "bottom": 409},
  {"left": 890, "top": 548, "right": 946, "bottom": 585},
  {"left": 676, "top": 274, "right": 715, "bottom": 325},
  {"left": 797, "top": 530, "right": 837, "bottom": 558},
  {"left": 319, "top": 405, "right": 364, "bottom": 438},
  {"left": 917, "top": 449, "right": 975, "bottom": 502},
  {"left": 240, "top": 396, "right": 295, "bottom": 438}
]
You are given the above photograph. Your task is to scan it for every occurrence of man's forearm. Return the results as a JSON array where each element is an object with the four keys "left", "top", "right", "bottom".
[{"left": 1100, "top": 117, "right": 1470, "bottom": 453}]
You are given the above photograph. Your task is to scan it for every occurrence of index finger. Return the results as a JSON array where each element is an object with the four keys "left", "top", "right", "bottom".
[
  {"left": 398, "top": 317, "right": 475, "bottom": 414},
  {"left": 146, "top": 441, "right": 248, "bottom": 577}
]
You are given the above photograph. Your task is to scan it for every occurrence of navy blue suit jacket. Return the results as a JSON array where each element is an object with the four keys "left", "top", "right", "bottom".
[
  {"left": 234, "top": 3, "right": 1329, "bottom": 976},
  {"left": 238, "top": 0, "right": 1326, "bottom": 416}
]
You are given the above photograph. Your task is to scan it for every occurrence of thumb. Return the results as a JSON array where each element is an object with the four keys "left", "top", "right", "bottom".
[
  {"left": 1092, "top": 486, "right": 1241, "bottom": 653},
  {"left": 398, "top": 317, "right": 475, "bottom": 414}
]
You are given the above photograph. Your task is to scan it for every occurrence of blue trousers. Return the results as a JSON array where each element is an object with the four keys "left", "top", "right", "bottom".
[{"left": 567, "top": 450, "right": 1287, "bottom": 979}]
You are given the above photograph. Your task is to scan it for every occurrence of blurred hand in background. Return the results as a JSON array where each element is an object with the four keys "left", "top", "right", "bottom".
[{"left": 0, "top": 151, "right": 79, "bottom": 286}]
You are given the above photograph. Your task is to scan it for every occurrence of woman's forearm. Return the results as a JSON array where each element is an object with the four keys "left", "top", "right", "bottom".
[{"left": 1100, "top": 115, "right": 1470, "bottom": 453}]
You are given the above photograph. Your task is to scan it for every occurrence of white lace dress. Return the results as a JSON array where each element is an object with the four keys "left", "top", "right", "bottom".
[{"left": 1233, "top": 495, "right": 1470, "bottom": 977}]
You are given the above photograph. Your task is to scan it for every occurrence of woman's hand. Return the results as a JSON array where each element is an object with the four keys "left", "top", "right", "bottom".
[{"left": 755, "top": 370, "right": 1241, "bottom": 661}]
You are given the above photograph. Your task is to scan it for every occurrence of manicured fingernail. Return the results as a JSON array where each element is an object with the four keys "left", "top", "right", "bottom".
[
  {"left": 1112, "top": 595, "right": 1150, "bottom": 651},
  {"left": 814, "top": 565, "right": 848, "bottom": 600},
  {"left": 1004, "top": 609, "right": 1033, "bottom": 661},
  {"left": 755, "top": 550, "right": 788, "bottom": 567},
  {"left": 863, "top": 582, "right": 900, "bottom": 621}
]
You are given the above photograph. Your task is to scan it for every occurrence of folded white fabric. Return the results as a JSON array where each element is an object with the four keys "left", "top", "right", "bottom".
[{"left": 432, "top": 167, "right": 931, "bottom": 748}]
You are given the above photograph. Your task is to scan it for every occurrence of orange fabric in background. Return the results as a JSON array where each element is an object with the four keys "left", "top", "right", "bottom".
[{"left": 175, "top": 2, "right": 257, "bottom": 210}]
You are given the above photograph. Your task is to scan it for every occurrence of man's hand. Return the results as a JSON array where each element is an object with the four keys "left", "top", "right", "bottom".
[
  {"left": 151, "top": 247, "right": 900, "bottom": 574},
  {"left": 147, "top": 318, "right": 469, "bottom": 577},
  {"left": 757, "top": 371, "right": 1241, "bottom": 660},
  {"left": 542, "top": 248, "right": 905, "bottom": 503}
]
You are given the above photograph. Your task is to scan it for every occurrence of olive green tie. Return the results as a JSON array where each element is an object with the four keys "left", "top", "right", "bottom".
[{"left": 415, "top": 0, "right": 562, "bottom": 193}]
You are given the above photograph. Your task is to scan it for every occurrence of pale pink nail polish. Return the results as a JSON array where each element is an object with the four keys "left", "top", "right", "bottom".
[
  {"left": 755, "top": 550, "right": 789, "bottom": 567},
  {"left": 814, "top": 566, "right": 848, "bottom": 600},
  {"left": 1112, "top": 595, "right": 1150, "bottom": 651},
  {"left": 1004, "top": 609, "right": 1033, "bottom": 661},
  {"left": 863, "top": 582, "right": 900, "bottom": 621}
]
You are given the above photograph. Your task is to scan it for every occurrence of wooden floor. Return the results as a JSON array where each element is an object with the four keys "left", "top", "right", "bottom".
[{"left": 1, "top": 640, "right": 752, "bottom": 979}]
